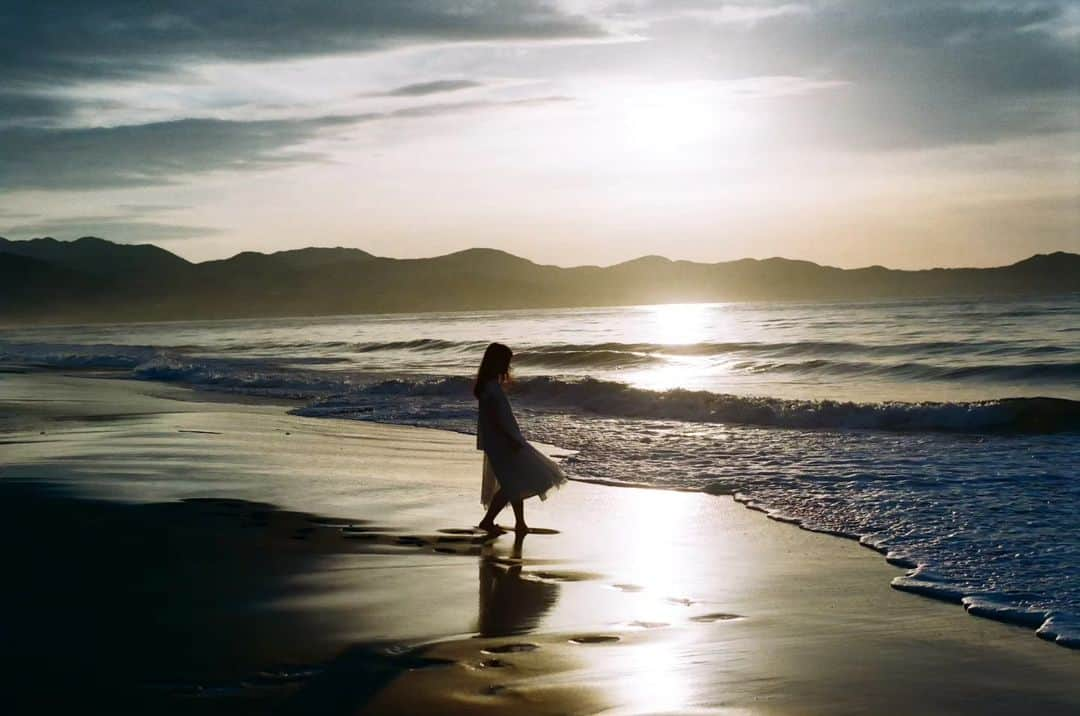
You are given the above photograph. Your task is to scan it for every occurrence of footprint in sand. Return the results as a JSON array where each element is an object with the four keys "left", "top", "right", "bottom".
[
  {"left": 527, "top": 570, "right": 602, "bottom": 583},
  {"left": 404, "top": 657, "right": 456, "bottom": 671},
  {"left": 689, "top": 612, "right": 743, "bottom": 623},
  {"left": 569, "top": 635, "right": 621, "bottom": 645},
  {"left": 478, "top": 658, "right": 508, "bottom": 669},
  {"left": 485, "top": 526, "right": 560, "bottom": 535},
  {"left": 666, "top": 596, "right": 695, "bottom": 606},
  {"left": 482, "top": 643, "right": 540, "bottom": 654},
  {"left": 306, "top": 516, "right": 354, "bottom": 527},
  {"left": 343, "top": 533, "right": 379, "bottom": 541},
  {"left": 623, "top": 620, "right": 669, "bottom": 629},
  {"left": 608, "top": 583, "right": 644, "bottom": 593}
]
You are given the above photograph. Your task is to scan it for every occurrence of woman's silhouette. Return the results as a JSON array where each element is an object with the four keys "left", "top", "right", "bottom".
[{"left": 474, "top": 342, "right": 566, "bottom": 533}]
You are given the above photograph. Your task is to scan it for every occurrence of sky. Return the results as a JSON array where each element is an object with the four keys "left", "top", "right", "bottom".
[{"left": 1, "top": 0, "right": 1077, "bottom": 268}]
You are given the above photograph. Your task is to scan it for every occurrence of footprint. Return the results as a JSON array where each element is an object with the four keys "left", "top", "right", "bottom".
[
  {"left": 689, "top": 613, "right": 743, "bottom": 623},
  {"left": 307, "top": 517, "right": 354, "bottom": 526},
  {"left": 482, "top": 643, "right": 539, "bottom": 654},
  {"left": 478, "top": 658, "right": 508, "bottom": 669},
  {"left": 524, "top": 527, "right": 560, "bottom": 535},
  {"left": 666, "top": 596, "right": 695, "bottom": 606},
  {"left": 609, "top": 583, "right": 644, "bottom": 593},
  {"left": 569, "top": 635, "right": 621, "bottom": 645},
  {"left": 528, "top": 571, "right": 600, "bottom": 583},
  {"left": 405, "top": 657, "right": 455, "bottom": 671},
  {"left": 624, "top": 620, "right": 669, "bottom": 629}
]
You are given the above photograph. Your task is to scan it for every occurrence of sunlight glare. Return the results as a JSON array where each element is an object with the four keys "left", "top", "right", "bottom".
[
  {"left": 619, "top": 85, "right": 753, "bottom": 159},
  {"left": 649, "top": 302, "right": 710, "bottom": 346},
  {"left": 621, "top": 303, "right": 718, "bottom": 391}
]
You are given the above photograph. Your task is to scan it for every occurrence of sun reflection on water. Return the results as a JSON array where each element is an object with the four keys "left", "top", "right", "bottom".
[
  {"left": 647, "top": 302, "right": 713, "bottom": 346},
  {"left": 605, "top": 489, "right": 697, "bottom": 713},
  {"left": 624, "top": 303, "right": 728, "bottom": 391},
  {"left": 621, "top": 637, "right": 690, "bottom": 714}
]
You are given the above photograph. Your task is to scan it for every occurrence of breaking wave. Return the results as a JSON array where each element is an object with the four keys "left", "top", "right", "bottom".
[{"left": 1, "top": 343, "right": 1077, "bottom": 434}]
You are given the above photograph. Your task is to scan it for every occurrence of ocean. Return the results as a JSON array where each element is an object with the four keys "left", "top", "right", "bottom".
[{"left": 2, "top": 294, "right": 1078, "bottom": 647}]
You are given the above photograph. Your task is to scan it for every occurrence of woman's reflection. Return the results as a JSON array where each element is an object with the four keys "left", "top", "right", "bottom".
[{"left": 477, "top": 532, "right": 560, "bottom": 637}]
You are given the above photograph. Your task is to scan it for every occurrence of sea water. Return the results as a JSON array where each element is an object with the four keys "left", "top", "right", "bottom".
[{"left": 2, "top": 295, "right": 1078, "bottom": 646}]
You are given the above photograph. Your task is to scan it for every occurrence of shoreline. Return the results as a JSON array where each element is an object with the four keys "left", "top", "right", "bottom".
[
  {"left": 3, "top": 370, "right": 1078, "bottom": 713},
  {"left": 5, "top": 365, "right": 1078, "bottom": 649}
]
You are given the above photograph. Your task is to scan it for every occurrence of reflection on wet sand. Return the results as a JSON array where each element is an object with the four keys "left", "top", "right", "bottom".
[{"left": 477, "top": 532, "right": 561, "bottom": 637}]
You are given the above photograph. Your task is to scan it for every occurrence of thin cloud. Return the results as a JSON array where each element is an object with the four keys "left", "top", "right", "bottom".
[
  {"left": 383, "top": 80, "right": 484, "bottom": 97},
  {"left": 0, "top": 97, "right": 574, "bottom": 190},
  {"left": 2, "top": 218, "right": 222, "bottom": 242},
  {"left": 1, "top": 1, "right": 603, "bottom": 88},
  {"left": 114, "top": 204, "right": 190, "bottom": 214}
]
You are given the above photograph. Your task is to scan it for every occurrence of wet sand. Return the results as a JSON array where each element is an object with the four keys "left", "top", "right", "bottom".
[{"left": 2, "top": 370, "right": 1078, "bottom": 714}]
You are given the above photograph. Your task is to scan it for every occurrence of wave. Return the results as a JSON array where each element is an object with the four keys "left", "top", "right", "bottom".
[
  {"left": 333, "top": 337, "right": 1080, "bottom": 377},
  {"left": 513, "top": 349, "right": 662, "bottom": 369},
  {"left": 528, "top": 339, "right": 1024, "bottom": 358},
  {"left": 0, "top": 342, "right": 159, "bottom": 369},
  {"left": 3, "top": 342, "right": 1078, "bottom": 433},
  {"left": 158, "top": 335, "right": 1070, "bottom": 362},
  {"left": 736, "top": 358, "right": 1080, "bottom": 382},
  {"left": 294, "top": 375, "right": 1080, "bottom": 434},
  {"left": 351, "top": 338, "right": 487, "bottom": 353}
]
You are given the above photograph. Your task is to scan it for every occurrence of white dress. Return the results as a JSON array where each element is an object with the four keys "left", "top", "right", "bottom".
[{"left": 476, "top": 380, "right": 567, "bottom": 507}]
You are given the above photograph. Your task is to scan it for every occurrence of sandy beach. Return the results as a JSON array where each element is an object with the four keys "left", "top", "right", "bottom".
[{"left": 2, "top": 369, "right": 1077, "bottom": 715}]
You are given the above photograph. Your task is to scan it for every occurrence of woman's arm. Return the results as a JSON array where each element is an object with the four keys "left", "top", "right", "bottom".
[{"left": 485, "top": 394, "right": 525, "bottom": 451}]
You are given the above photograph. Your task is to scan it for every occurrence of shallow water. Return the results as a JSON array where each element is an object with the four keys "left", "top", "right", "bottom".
[{"left": 2, "top": 294, "right": 1078, "bottom": 646}]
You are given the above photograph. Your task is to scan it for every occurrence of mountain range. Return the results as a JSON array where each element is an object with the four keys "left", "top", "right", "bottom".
[{"left": 1, "top": 236, "right": 1077, "bottom": 324}]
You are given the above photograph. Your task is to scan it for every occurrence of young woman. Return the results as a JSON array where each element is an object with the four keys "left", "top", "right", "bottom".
[{"left": 474, "top": 342, "right": 566, "bottom": 533}]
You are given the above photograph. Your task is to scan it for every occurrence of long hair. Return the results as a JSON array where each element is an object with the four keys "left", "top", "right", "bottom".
[{"left": 474, "top": 342, "right": 513, "bottom": 399}]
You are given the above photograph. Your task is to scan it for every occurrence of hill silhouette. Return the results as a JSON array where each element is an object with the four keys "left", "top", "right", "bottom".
[{"left": 1, "top": 236, "right": 1077, "bottom": 324}]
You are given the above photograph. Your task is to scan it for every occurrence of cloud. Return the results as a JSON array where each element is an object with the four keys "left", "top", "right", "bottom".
[
  {"left": 1, "top": 1, "right": 602, "bottom": 89},
  {"left": 635, "top": 0, "right": 1080, "bottom": 148},
  {"left": 114, "top": 204, "right": 190, "bottom": 214},
  {"left": 1, "top": 217, "right": 222, "bottom": 242},
  {"left": 0, "top": 114, "right": 361, "bottom": 190},
  {"left": 0, "top": 98, "right": 573, "bottom": 190},
  {"left": 383, "top": 79, "right": 485, "bottom": 97},
  {"left": 0, "top": 208, "right": 37, "bottom": 220}
]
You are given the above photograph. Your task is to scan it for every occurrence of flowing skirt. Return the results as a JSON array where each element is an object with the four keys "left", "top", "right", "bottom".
[{"left": 481, "top": 441, "right": 568, "bottom": 507}]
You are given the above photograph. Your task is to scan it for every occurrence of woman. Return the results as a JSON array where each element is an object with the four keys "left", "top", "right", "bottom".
[{"left": 475, "top": 342, "right": 566, "bottom": 533}]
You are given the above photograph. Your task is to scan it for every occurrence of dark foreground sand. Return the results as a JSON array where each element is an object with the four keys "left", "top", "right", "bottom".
[{"left": 1, "top": 370, "right": 1077, "bottom": 715}]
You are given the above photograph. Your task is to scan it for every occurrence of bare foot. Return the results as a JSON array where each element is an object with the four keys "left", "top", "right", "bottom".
[{"left": 477, "top": 521, "right": 503, "bottom": 533}]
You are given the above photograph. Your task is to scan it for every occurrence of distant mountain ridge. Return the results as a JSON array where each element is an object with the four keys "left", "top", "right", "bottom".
[{"left": 1, "top": 236, "right": 1077, "bottom": 325}]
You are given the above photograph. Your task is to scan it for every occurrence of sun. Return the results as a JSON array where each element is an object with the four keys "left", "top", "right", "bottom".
[{"left": 617, "top": 84, "right": 750, "bottom": 159}]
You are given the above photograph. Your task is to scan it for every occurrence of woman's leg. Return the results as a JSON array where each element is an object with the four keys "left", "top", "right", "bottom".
[
  {"left": 478, "top": 490, "right": 508, "bottom": 530},
  {"left": 510, "top": 499, "right": 527, "bottom": 532}
]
